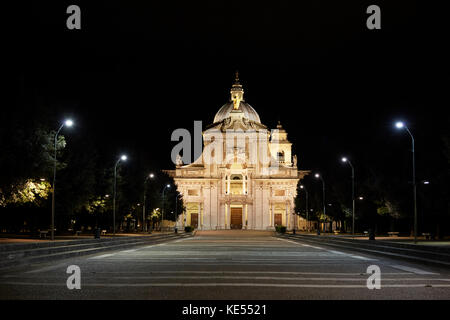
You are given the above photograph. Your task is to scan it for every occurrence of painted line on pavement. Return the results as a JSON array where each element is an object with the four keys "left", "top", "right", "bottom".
[
  {"left": 88, "top": 253, "right": 116, "bottom": 259},
  {"left": 109, "top": 276, "right": 450, "bottom": 281},
  {"left": 328, "top": 250, "right": 347, "bottom": 255},
  {"left": 25, "top": 263, "right": 69, "bottom": 274},
  {"left": 120, "top": 249, "right": 137, "bottom": 253},
  {"left": 350, "top": 255, "right": 376, "bottom": 261},
  {"left": 3, "top": 282, "right": 450, "bottom": 288},
  {"left": 390, "top": 265, "right": 438, "bottom": 275},
  {"left": 90, "top": 270, "right": 412, "bottom": 275},
  {"left": 275, "top": 237, "right": 326, "bottom": 250},
  {"left": 98, "top": 258, "right": 365, "bottom": 262},
  {"left": 275, "top": 237, "right": 376, "bottom": 261}
]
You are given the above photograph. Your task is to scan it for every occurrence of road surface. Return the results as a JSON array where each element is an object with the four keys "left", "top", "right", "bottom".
[{"left": 1, "top": 230, "right": 449, "bottom": 299}]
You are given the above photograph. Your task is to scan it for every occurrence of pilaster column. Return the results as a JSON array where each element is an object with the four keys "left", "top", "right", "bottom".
[
  {"left": 285, "top": 202, "right": 289, "bottom": 229},
  {"left": 271, "top": 204, "right": 274, "bottom": 227},
  {"left": 245, "top": 204, "right": 248, "bottom": 229},
  {"left": 225, "top": 203, "right": 228, "bottom": 229},
  {"left": 200, "top": 203, "right": 203, "bottom": 230}
]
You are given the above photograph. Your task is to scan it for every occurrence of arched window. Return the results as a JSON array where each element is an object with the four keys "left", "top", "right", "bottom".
[
  {"left": 230, "top": 174, "right": 244, "bottom": 194},
  {"left": 277, "top": 151, "right": 285, "bottom": 162}
]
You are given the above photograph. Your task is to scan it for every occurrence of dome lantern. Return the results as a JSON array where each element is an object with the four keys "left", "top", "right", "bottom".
[
  {"left": 213, "top": 72, "right": 261, "bottom": 124},
  {"left": 230, "top": 71, "right": 244, "bottom": 110}
]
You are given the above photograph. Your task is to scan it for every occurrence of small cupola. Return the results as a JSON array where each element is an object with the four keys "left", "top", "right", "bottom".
[{"left": 230, "top": 71, "right": 244, "bottom": 110}]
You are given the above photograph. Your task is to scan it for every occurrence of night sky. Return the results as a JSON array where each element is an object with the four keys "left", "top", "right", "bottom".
[{"left": 5, "top": 1, "right": 448, "bottom": 189}]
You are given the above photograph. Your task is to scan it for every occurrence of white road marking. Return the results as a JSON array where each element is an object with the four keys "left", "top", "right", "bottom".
[
  {"left": 120, "top": 249, "right": 137, "bottom": 253},
  {"left": 89, "top": 271, "right": 412, "bottom": 275},
  {"left": 3, "top": 282, "right": 450, "bottom": 288},
  {"left": 328, "top": 250, "right": 347, "bottom": 255},
  {"left": 390, "top": 265, "right": 438, "bottom": 275},
  {"left": 264, "top": 237, "right": 377, "bottom": 261},
  {"left": 97, "top": 258, "right": 364, "bottom": 262},
  {"left": 25, "top": 263, "right": 68, "bottom": 274},
  {"left": 88, "top": 253, "right": 116, "bottom": 259},
  {"left": 142, "top": 243, "right": 168, "bottom": 249},
  {"left": 109, "top": 276, "right": 450, "bottom": 281},
  {"left": 349, "top": 255, "right": 376, "bottom": 261},
  {"left": 302, "top": 244, "right": 328, "bottom": 250},
  {"left": 275, "top": 237, "right": 326, "bottom": 250},
  {"left": 84, "top": 261, "right": 369, "bottom": 266}
]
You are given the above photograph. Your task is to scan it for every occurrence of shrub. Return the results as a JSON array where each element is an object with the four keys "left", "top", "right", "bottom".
[
  {"left": 276, "top": 225, "right": 286, "bottom": 233},
  {"left": 184, "top": 226, "right": 194, "bottom": 232}
]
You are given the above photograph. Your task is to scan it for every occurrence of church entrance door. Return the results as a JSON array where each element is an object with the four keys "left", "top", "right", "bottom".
[
  {"left": 274, "top": 214, "right": 282, "bottom": 227},
  {"left": 230, "top": 208, "right": 243, "bottom": 229},
  {"left": 191, "top": 213, "right": 198, "bottom": 229}
]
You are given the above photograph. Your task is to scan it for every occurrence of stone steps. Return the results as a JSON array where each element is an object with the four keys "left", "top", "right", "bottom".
[
  {"left": 281, "top": 233, "right": 450, "bottom": 267},
  {"left": 0, "top": 233, "right": 189, "bottom": 270}
]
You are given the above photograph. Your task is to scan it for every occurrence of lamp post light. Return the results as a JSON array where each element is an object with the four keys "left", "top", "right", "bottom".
[
  {"left": 395, "top": 121, "right": 418, "bottom": 244},
  {"left": 161, "top": 184, "right": 171, "bottom": 232},
  {"left": 300, "top": 185, "right": 309, "bottom": 232},
  {"left": 314, "top": 173, "right": 325, "bottom": 235},
  {"left": 143, "top": 173, "right": 155, "bottom": 233},
  {"left": 51, "top": 119, "right": 73, "bottom": 241},
  {"left": 175, "top": 192, "right": 183, "bottom": 231},
  {"left": 113, "top": 154, "right": 127, "bottom": 235},
  {"left": 341, "top": 157, "right": 355, "bottom": 238}
]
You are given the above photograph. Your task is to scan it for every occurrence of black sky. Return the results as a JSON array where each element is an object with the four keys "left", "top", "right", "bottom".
[{"left": 5, "top": 1, "right": 448, "bottom": 189}]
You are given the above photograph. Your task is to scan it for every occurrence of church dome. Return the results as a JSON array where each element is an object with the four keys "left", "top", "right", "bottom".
[
  {"left": 213, "top": 101, "right": 261, "bottom": 124},
  {"left": 213, "top": 71, "right": 261, "bottom": 124}
]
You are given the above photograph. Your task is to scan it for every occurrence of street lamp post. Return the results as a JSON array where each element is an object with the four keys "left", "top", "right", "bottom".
[
  {"left": 161, "top": 184, "right": 171, "bottom": 232},
  {"left": 51, "top": 119, "right": 73, "bottom": 240},
  {"left": 315, "top": 173, "right": 325, "bottom": 234},
  {"left": 300, "top": 185, "right": 309, "bottom": 232},
  {"left": 143, "top": 173, "right": 155, "bottom": 233},
  {"left": 113, "top": 155, "right": 127, "bottom": 235},
  {"left": 175, "top": 192, "right": 182, "bottom": 230},
  {"left": 396, "top": 121, "right": 418, "bottom": 243},
  {"left": 341, "top": 157, "right": 355, "bottom": 238}
]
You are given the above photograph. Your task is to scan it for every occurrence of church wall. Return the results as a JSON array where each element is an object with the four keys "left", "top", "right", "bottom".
[
  {"left": 175, "top": 179, "right": 301, "bottom": 231},
  {"left": 203, "top": 185, "right": 210, "bottom": 229},
  {"left": 211, "top": 183, "right": 219, "bottom": 229},
  {"left": 253, "top": 185, "right": 261, "bottom": 230},
  {"left": 262, "top": 187, "right": 271, "bottom": 229}
]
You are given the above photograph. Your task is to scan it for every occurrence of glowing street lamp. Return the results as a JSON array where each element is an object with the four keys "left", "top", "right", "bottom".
[
  {"left": 113, "top": 154, "right": 127, "bottom": 235},
  {"left": 143, "top": 173, "right": 155, "bottom": 232},
  {"left": 175, "top": 192, "right": 183, "bottom": 230},
  {"left": 51, "top": 119, "right": 74, "bottom": 240},
  {"left": 341, "top": 156, "right": 355, "bottom": 237},
  {"left": 395, "top": 121, "right": 404, "bottom": 129},
  {"left": 395, "top": 120, "right": 418, "bottom": 243},
  {"left": 161, "top": 184, "right": 171, "bottom": 231},
  {"left": 300, "top": 185, "right": 309, "bottom": 232},
  {"left": 314, "top": 173, "right": 326, "bottom": 235}
]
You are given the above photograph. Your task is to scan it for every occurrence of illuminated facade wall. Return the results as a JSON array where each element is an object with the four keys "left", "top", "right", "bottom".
[{"left": 166, "top": 75, "right": 308, "bottom": 230}]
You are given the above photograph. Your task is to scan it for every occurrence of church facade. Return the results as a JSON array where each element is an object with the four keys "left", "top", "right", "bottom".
[{"left": 166, "top": 74, "right": 308, "bottom": 231}]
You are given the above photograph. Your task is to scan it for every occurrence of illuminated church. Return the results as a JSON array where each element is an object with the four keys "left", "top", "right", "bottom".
[{"left": 167, "top": 73, "right": 308, "bottom": 230}]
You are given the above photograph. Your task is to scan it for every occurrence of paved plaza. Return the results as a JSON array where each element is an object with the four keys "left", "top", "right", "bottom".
[{"left": 1, "top": 230, "right": 450, "bottom": 299}]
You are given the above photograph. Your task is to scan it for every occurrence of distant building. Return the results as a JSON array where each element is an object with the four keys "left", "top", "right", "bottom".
[{"left": 166, "top": 73, "right": 309, "bottom": 230}]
